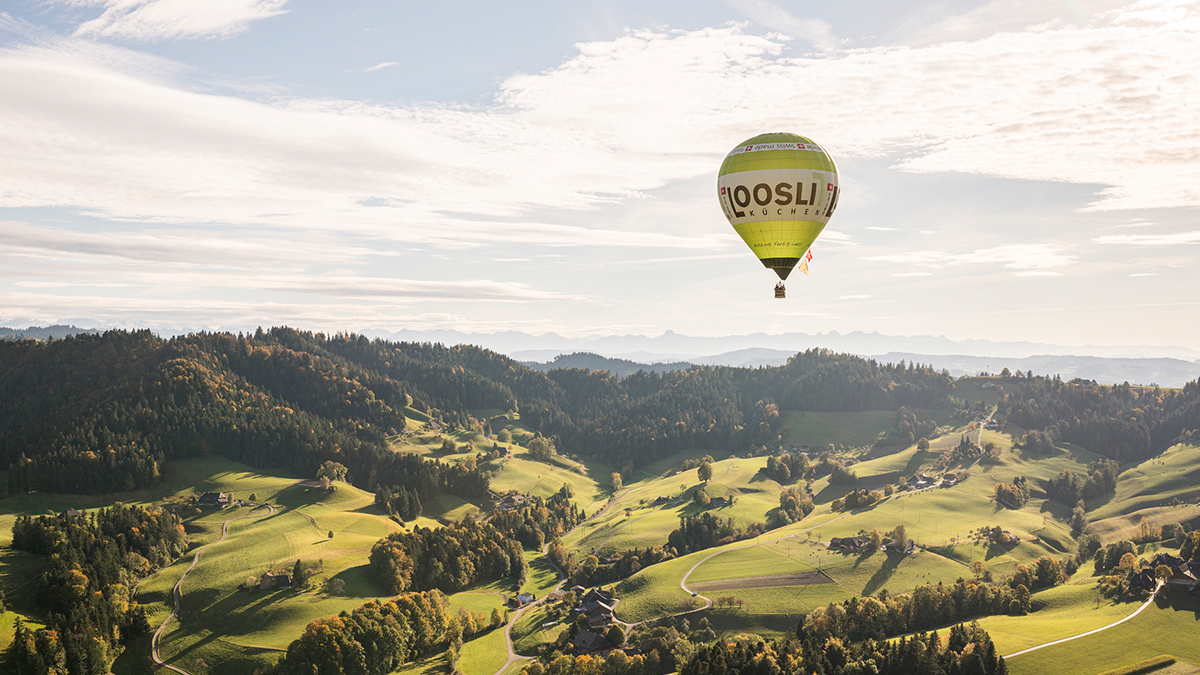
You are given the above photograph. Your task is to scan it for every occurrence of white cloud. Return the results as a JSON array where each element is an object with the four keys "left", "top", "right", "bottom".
[
  {"left": 866, "top": 244, "right": 1076, "bottom": 270},
  {"left": 893, "top": 272, "right": 933, "bottom": 277},
  {"left": 865, "top": 226, "right": 898, "bottom": 231},
  {"left": 363, "top": 61, "right": 397, "bottom": 73},
  {"left": 721, "top": 0, "right": 838, "bottom": 51},
  {"left": 1094, "top": 231, "right": 1200, "bottom": 246},
  {"left": 68, "top": 0, "right": 289, "bottom": 41},
  {"left": 2, "top": 3, "right": 1198, "bottom": 250},
  {"left": 1130, "top": 272, "right": 1160, "bottom": 276},
  {"left": 836, "top": 294, "right": 873, "bottom": 300},
  {"left": 1014, "top": 270, "right": 1063, "bottom": 277}
]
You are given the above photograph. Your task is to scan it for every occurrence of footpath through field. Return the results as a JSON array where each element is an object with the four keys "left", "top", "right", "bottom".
[{"left": 151, "top": 503, "right": 276, "bottom": 675}]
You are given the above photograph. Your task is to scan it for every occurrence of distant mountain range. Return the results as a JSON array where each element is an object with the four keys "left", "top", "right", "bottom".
[
  {"left": 518, "top": 349, "right": 1200, "bottom": 387},
  {"left": 6, "top": 324, "right": 1199, "bottom": 386},
  {"left": 359, "top": 327, "right": 1200, "bottom": 362},
  {"left": 1, "top": 324, "right": 99, "bottom": 341}
]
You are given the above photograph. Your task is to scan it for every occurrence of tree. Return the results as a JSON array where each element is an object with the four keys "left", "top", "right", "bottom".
[
  {"left": 316, "top": 460, "right": 349, "bottom": 483},
  {"left": 327, "top": 578, "right": 346, "bottom": 595},
  {"left": 697, "top": 461, "right": 713, "bottom": 483},
  {"left": 490, "top": 607, "right": 504, "bottom": 628},
  {"left": 1071, "top": 500, "right": 1087, "bottom": 534},
  {"left": 611, "top": 472, "right": 623, "bottom": 492},
  {"left": 497, "top": 429, "right": 512, "bottom": 443},
  {"left": 441, "top": 438, "right": 458, "bottom": 454},
  {"left": 319, "top": 475, "right": 331, "bottom": 490},
  {"left": 869, "top": 529, "right": 883, "bottom": 550},
  {"left": 693, "top": 489, "right": 710, "bottom": 507},
  {"left": 249, "top": 492, "right": 258, "bottom": 502},
  {"left": 605, "top": 624, "right": 626, "bottom": 647},
  {"left": 293, "top": 559, "right": 305, "bottom": 588},
  {"left": 327, "top": 530, "right": 334, "bottom": 539},
  {"left": 527, "top": 435, "right": 555, "bottom": 462},
  {"left": 892, "top": 525, "right": 908, "bottom": 551},
  {"left": 917, "top": 438, "right": 930, "bottom": 451}
]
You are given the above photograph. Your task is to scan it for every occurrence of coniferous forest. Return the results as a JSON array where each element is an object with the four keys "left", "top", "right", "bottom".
[{"left": 0, "top": 327, "right": 959, "bottom": 495}]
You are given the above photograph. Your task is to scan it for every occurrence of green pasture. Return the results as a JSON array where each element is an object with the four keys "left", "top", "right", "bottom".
[
  {"left": 562, "top": 456, "right": 781, "bottom": 557},
  {"left": 973, "top": 580, "right": 1144, "bottom": 656},
  {"left": 489, "top": 449, "right": 608, "bottom": 514},
  {"left": 511, "top": 604, "right": 565, "bottom": 654},
  {"left": 458, "top": 626, "right": 509, "bottom": 675},
  {"left": 1005, "top": 594, "right": 1200, "bottom": 675},
  {"left": 778, "top": 410, "right": 896, "bottom": 449},
  {"left": 1089, "top": 443, "right": 1200, "bottom": 538},
  {"left": 952, "top": 378, "right": 1004, "bottom": 407}
]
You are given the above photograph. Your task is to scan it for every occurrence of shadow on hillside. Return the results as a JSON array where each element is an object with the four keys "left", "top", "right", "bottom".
[
  {"left": 863, "top": 553, "right": 902, "bottom": 597},
  {"left": 328, "top": 563, "right": 385, "bottom": 597}
]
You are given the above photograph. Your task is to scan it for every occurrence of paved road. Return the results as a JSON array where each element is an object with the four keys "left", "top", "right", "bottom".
[
  {"left": 151, "top": 503, "right": 275, "bottom": 675},
  {"left": 1003, "top": 582, "right": 1163, "bottom": 659}
]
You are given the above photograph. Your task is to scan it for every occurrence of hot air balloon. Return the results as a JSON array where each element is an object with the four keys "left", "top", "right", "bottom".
[{"left": 717, "top": 132, "right": 839, "bottom": 298}]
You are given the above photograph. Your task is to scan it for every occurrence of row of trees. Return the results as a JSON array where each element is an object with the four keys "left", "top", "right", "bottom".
[
  {"left": 680, "top": 624, "right": 1006, "bottom": 675},
  {"left": 666, "top": 513, "right": 767, "bottom": 555},
  {"left": 801, "top": 579, "right": 1038, "bottom": 644}
]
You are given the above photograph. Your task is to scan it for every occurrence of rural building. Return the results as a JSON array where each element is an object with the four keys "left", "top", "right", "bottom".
[
  {"left": 599, "top": 554, "right": 622, "bottom": 565},
  {"left": 885, "top": 539, "right": 916, "bottom": 555},
  {"left": 498, "top": 494, "right": 527, "bottom": 512},
  {"left": 573, "top": 630, "right": 611, "bottom": 655},
  {"left": 60, "top": 508, "right": 81, "bottom": 519},
  {"left": 941, "top": 476, "right": 958, "bottom": 487},
  {"left": 509, "top": 592, "right": 535, "bottom": 607},
  {"left": 1130, "top": 569, "right": 1156, "bottom": 591},
  {"left": 581, "top": 588, "right": 614, "bottom": 605},
  {"left": 651, "top": 496, "right": 669, "bottom": 506},
  {"left": 198, "top": 492, "right": 230, "bottom": 507},
  {"left": 260, "top": 573, "right": 291, "bottom": 589},
  {"left": 546, "top": 589, "right": 566, "bottom": 602},
  {"left": 569, "top": 584, "right": 587, "bottom": 595},
  {"left": 708, "top": 497, "right": 730, "bottom": 507},
  {"left": 829, "top": 536, "right": 871, "bottom": 552}
]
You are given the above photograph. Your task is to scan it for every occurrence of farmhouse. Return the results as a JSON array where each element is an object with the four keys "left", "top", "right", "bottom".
[
  {"left": 198, "top": 492, "right": 230, "bottom": 507},
  {"left": 708, "top": 496, "right": 730, "bottom": 507},
  {"left": 59, "top": 508, "right": 81, "bottom": 519},
  {"left": 573, "top": 630, "right": 611, "bottom": 655},
  {"left": 829, "top": 536, "right": 871, "bottom": 552},
  {"left": 1130, "top": 569, "right": 1156, "bottom": 592},
  {"left": 581, "top": 588, "right": 614, "bottom": 605},
  {"left": 260, "top": 572, "right": 291, "bottom": 589},
  {"left": 498, "top": 494, "right": 527, "bottom": 512},
  {"left": 651, "top": 496, "right": 670, "bottom": 506},
  {"left": 885, "top": 539, "right": 916, "bottom": 555},
  {"left": 509, "top": 592, "right": 535, "bottom": 607}
]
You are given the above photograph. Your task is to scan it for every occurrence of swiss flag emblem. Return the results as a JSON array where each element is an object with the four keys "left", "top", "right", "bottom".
[
  {"left": 827, "top": 183, "right": 834, "bottom": 190},
  {"left": 721, "top": 187, "right": 726, "bottom": 195},
  {"left": 745, "top": 145, "right": 753, "bottom": 152}
]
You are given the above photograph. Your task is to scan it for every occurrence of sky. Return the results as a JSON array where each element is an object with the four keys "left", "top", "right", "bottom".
[{"left": 1, "top": 0, "right": 1199, "bottom": 350}]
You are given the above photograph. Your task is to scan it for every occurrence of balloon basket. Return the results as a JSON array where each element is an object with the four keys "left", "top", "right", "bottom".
[{"left": 774, "top": 286, "right": 786, "bottom": 299}]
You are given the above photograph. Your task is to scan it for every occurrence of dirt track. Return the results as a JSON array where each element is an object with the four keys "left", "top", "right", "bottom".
[{"left": 689, "top": 570, "right": 834, "bottom": 591}]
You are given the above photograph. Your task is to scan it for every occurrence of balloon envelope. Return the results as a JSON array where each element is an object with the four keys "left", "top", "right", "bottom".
[{"left": 717, "top": 132, "right": 839, "bottom": 280}]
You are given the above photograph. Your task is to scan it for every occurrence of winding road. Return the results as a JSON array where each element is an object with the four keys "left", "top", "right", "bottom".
[
  {"left": 1003, "top": 582, "right": 1164, "bottom": 659},
  {"left": 151, "top": 503, "right": 275, "bottom": 675}
]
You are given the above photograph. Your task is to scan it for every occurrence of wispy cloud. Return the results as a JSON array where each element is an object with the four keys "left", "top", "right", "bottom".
[
  {"left": 1094, "top": 231, "right": 1200, "bottom": 246},
  {"left": 866, "top": 244, "right": 1076, "bottom": 270},
  {"left": 865, "top": 226, "right": 898, "bottom": 231},
  {"left": 836, "top": 294, "right": 873, "bottom": 300},
  {"left": 1129, "top": 272, "right": 1160, "bottom": 277},
  {"left": 363, "top": 61, "right": 397, "bottom": 72},
  {"left": 721, "top": 0, "right": 838, "bottom": 51},
  {"left": 66, "top": 0, "right": 290, "bottom": 41}
]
